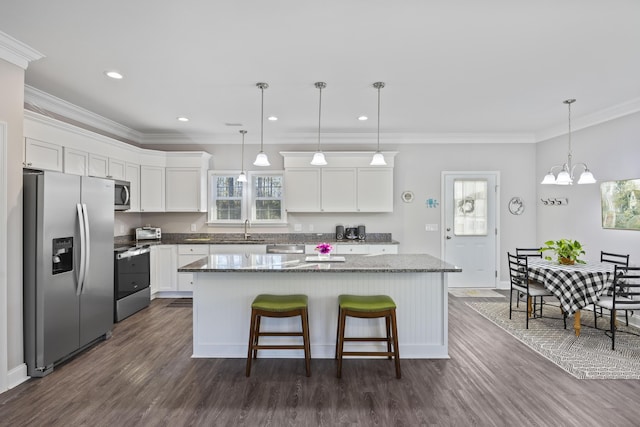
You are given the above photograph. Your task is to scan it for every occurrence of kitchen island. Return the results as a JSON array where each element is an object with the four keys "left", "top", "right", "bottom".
[{"left": 180, "top": 253, "right": 461, "bottom": 359}]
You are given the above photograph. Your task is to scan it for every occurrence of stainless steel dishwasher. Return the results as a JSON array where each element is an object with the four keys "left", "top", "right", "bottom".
[{"left": 266, "top": 244, "right": 306, "bottom": 254}]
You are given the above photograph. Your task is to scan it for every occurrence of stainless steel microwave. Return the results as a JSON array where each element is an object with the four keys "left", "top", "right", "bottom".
[{"left": 114, "top": 179, "right": 131, "bottom": 211}]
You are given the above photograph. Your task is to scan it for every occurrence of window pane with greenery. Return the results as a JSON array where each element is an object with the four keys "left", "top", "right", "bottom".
[
  {"left": 211, "top": 175, "right": 243, "bottom": 221},
  {"left": 251, "top": 173, "right": 285, "bottom": 222}
]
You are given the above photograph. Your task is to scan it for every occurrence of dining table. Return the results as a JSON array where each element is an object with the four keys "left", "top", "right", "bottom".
[{"left": 527, "top": 259, "right": 615, "bottom": 336}]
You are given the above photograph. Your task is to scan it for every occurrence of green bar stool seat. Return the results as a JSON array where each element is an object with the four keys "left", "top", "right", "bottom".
[
  {"left": 335, "top": 294, "right": 401, "bottom": 379},
  {"left": 246, "top": 294, "right": 311, "bottom": 377}
]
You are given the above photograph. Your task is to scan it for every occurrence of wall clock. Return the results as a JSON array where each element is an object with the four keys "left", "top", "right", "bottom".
[{"left": 508, "top": 197, "right": 525, "bottom": 215}]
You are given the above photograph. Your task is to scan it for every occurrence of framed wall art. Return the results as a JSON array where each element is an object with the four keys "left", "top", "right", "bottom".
[{"left": 600, "top": 178, "right": 640, "bottom": 230}]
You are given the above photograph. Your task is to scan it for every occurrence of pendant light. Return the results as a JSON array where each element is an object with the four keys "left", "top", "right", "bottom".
[
  {"left": 370, "top": 82, "right": 387, "bottom": 166},
  {"left": 310, "top": 82, "right": 328, "bottom": 166},
  {"left": 238, "top": 130, "right": 247, "bottom": 183},
  {"left": 541, "top": 99, "right": 596, "bottom": 185},
  {"left": 253, "top": 82, "right": 270, "bottom": 166}
]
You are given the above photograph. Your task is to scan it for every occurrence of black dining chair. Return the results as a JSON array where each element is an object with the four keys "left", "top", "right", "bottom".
[
  {"left": 595, "top": 266, "right": 640, "bottom": 350},
  {"left": 515, "top": 248, "right": 544, "bottom": 308},
  {"left": 508, "top": 252, "right": 555, "bottom": 329},
  {"left": 594, "top": 251, "right": 630, "bottom": 329}
]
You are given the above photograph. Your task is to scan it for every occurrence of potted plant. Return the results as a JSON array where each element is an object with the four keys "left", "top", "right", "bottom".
[{"left": 541, "top": 239, "right": 586, "bottom": 265}]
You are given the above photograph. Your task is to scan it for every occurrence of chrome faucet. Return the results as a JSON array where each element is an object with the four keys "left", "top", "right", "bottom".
[{"left": 244, "top": 219, "right": 251, "bottom": 240}]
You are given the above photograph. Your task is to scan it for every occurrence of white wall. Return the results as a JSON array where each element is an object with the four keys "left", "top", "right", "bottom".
[{"left": 536, "top": 111, "right": 640, "bottom": 264}]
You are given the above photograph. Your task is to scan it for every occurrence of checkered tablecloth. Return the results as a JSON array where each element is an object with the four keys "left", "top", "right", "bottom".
[{"left": 528, "top": 259, "right": 615, "bottom": 316}]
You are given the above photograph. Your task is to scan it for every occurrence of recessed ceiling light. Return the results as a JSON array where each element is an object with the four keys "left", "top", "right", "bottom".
[
  {"left": 177, "top": 117, "right": 189, "bottom": 122},
  {"left": 104, "top": 70, "right": 124, "bottom": 79},
  {"left": 358, "top": 115, "right": 368, "bottom": 121},
  {"left": 267, "top": 116, "right": 278, "bottom": 121}
]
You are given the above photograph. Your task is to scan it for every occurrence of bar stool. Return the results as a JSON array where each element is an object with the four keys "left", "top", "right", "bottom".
[
  {"left": 246, "top": 294, "right": 311, "bottom": 377},
  {"left": 335, "top": 294, "right": 401, "bottom": 379}
]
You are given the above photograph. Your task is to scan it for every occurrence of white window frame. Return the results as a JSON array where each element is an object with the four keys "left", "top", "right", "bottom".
[
  {"left": 248, "top": 171, "right": 287, "bottom": 224},
  {"left": 207, "top": 170, "right": 287, "bottom": 225}
]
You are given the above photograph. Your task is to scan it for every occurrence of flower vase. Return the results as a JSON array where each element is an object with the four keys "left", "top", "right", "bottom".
[{"left": 318, "top": 252, "right": 331, "bottom": 261}]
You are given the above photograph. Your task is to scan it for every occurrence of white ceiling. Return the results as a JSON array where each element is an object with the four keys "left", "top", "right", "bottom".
[{"left": 2, "top": 0, "right": 640, "bottom": 145}]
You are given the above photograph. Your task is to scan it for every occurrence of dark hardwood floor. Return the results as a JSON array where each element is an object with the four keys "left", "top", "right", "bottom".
[{"left": 2, "top": 294, "right": 640, "bottom": 426}]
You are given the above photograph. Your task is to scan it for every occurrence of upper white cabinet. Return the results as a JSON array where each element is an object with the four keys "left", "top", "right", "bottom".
[
  {"left": 284, "top": 168, "right": 321, "bottom": 212},
  {"left": 108, "top": 158, "right": 126, "bottom": 180},
  {"left": 63, "top": 147, "right": 88, "bottom": 176},
  {"left": 24, "top": 138, "right": 63, "bottom": 171},
  {"left": 281, "top": 152, "right": 396, "bottom": 213},
  {"left": 125, "top": 163, "right": 141, "bottom": 212},
  {"left": 140, "top": 165, "right": 166, "bottom": 212},
  {"left": 165, "top": 168, "right": 203, "bottom": 212}
]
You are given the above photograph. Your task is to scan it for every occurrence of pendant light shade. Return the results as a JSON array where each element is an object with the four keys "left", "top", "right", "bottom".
[
  {"left": 253, "top": 82, "right": 270, "bottom": 167},
  {"left": 370, "top": 82, "right": 387, "bottom": 166},
  {"left": 310, "top": 82, "right": 328, "bottom": 166},
  {"left": 238, "top": 130, "right": 247, "bottom": 183},
  {"left": 540, "top": 99, "right": 596, "bottom": 185}
]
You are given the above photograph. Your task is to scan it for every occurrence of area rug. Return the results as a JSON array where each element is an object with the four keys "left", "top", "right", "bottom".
[
  {"left": 468, "top": 302, "right": 640, "bottom": 379},
  {"left": 448, "top": 288, "right": 505, "bottom": 298}
]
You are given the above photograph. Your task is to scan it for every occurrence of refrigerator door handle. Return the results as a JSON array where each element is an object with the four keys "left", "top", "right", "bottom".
[
  {"left": 76, "top": 203, "right": 86, "bottom": 296},
  {"left": 80, "top": 203, "right": 91, "bottom": 294}
]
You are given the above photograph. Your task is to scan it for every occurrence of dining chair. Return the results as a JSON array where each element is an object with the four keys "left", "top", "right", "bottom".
[
  {"left": 595, "top": 266, "right": 640, "bottom": 350},
  {"left": 515, "top": 248, "right": 544, "bottom": 308},
  {"left": 593, "top": 251, "right": 631, "bottom": 329},
  {"left": 508, "top": 252, "right": 555, "bottom": 329}
]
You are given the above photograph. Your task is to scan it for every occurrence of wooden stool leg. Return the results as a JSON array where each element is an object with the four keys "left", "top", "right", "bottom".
[
  {"left": 246, "top": 309, "right": 258, "bottom": 377},
  {"left": 385, "top": 315, "right": 392, "bottom": 360},
  {"left": 390, "top": 309, "right": 401, "bottom": 379},
  {"left": 301, "top": 308, "right": 311, "bottom": 377},
  {"left": 335, "top": 307, "right": 341, "bottom": 360},
  {"left": 337, "top": 309, "right": 347, "bottom": 379},
  {"left": 252, "top": 315, "right": 261, "bottom": 359}
]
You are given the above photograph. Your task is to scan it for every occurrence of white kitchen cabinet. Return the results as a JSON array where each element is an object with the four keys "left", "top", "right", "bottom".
[
  {"left": 150, "top": 245, "right": 178, "bottom": 295},
  {"left": 63, "top": 147, "right": 88, "bottom": 176},
  {"left": 357, "top": 168, "right": 394, "bottom": 212},
  {"left": 177, "top": 245, "right": 209, "bottom": 292},
  {"left": 368, "top": 244, "right": 398, "bottom": 254},
  {"left": 24, "top": 138, "right": 63, "bottom": 171},
  {"left": 108, "top": 158, "right": 126, "bottom": 180},
  {"left": 165, "top": 167, "right": 203, "bottom": 212},
  {"left": 125, "top": 163, "right": 141, "bottom": 212},
  {"left": 284, "top": 168, "right": 321, "bottom": 212},
  {"left": 335, "top": 244, "right": 370, "bottom": 254},
  {"left": 88, "top": 153, "right": 109, "bottom": 177},
  {"left": 140, "top": 165, "right": 166, "bottom": 212},
  {"left": 321, "top": 168, "right": 357, "bottom": 212}
]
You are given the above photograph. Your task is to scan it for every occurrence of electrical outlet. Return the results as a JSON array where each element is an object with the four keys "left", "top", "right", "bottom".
[
  {"left": 294, "top": 223, "right": 302, "bottom": 232},
  {"left": 308, "top": 224, "right": 314, "bottom": 232},
  {"left": 425, "top": 224, "right": 439, "bottom": 232},
  {"left": 190, "top": 224, "right": 197, "bottom": 232}
]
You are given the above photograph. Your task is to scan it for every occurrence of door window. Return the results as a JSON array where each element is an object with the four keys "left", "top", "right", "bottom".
[{"left": 453, "top": 179, "right": 488, "bottom": 236}]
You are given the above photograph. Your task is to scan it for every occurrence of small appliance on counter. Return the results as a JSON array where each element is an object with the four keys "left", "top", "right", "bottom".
[
  {"left": 135, "top": 226, "right": 161, "bottom": 241},
  {"left": 336, "top": 225, "right": 345, "bottom": 240},
  {"left": 357, "top": 225, "right": 366, "bottom": 240},
  {"left": 341, "top": 225, "right": 365, "bottom": 240}
]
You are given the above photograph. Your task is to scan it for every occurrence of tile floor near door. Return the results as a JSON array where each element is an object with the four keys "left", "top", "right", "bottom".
[{"left": 1, "top": 294, "right": 640, "bottom": 426}]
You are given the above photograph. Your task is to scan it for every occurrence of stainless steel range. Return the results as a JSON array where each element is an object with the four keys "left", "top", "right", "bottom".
[{"left": 114, "top": 245, "right": 151, "bottom": 322}]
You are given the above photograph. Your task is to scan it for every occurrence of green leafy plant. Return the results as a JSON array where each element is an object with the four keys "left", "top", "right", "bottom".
[{"left": 541, "top": 239, "right": 586, "bottom": 264}]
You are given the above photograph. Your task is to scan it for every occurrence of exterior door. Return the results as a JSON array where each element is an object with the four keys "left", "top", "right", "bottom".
[{"left": 443, "top": 172, "right": 498, "bottom": 288}]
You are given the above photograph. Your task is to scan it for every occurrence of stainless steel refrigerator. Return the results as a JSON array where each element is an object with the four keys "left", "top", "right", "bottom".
[{"left": 23, "top": 169, "right": 115, "bottom": 377}]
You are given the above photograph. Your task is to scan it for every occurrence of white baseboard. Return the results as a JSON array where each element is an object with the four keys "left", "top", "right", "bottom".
[{"left": 8, "top": 363, "right": 28, "bottom": 389}]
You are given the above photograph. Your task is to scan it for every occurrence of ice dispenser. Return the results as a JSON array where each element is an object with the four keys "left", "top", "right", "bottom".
[{"left": 52, "top": 237, "right": 73, "bottom": 275}]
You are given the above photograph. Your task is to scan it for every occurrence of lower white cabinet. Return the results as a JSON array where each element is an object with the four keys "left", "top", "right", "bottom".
[
  {"left": 367, "top": 244, "right": 398, "bottom": 254},
  {"left": 335, "top": 245, "right": 370, "bottom": 255},
  {"left": 305, "top": 244, "right": 398, "bottom": 255},
  {"left": 177, "top": 245, "right": 209, "bottom": 292},
  {"left": 150, "top": 245, "right": 177, "bottom": 295}
]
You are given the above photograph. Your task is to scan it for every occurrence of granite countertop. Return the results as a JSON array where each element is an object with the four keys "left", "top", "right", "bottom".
[
  {"left": 178, "top": 253, "right": 461, "bottom": 273},
  {"left": 115, "top": 232, "right": 399, "bottom": 247}
]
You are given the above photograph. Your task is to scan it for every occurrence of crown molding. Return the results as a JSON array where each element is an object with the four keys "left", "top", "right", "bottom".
[
  {"left": 0, "top": 31, "right": 44, "bottom": 69},
  {"left": 24, "top": 85, "right": 143, "bottom": 144},
  {"left": 535, "top": 97, "right": 640, "bottom": 142}
]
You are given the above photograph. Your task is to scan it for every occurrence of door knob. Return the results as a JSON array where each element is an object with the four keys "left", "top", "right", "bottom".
[{"left": 446, "top": 236, "right": 452, "bottom": 239}]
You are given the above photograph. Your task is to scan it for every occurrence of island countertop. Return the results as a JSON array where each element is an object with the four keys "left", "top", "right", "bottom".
[{"left": 179, "top": 253, "right": 461, "bottom": 273}]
